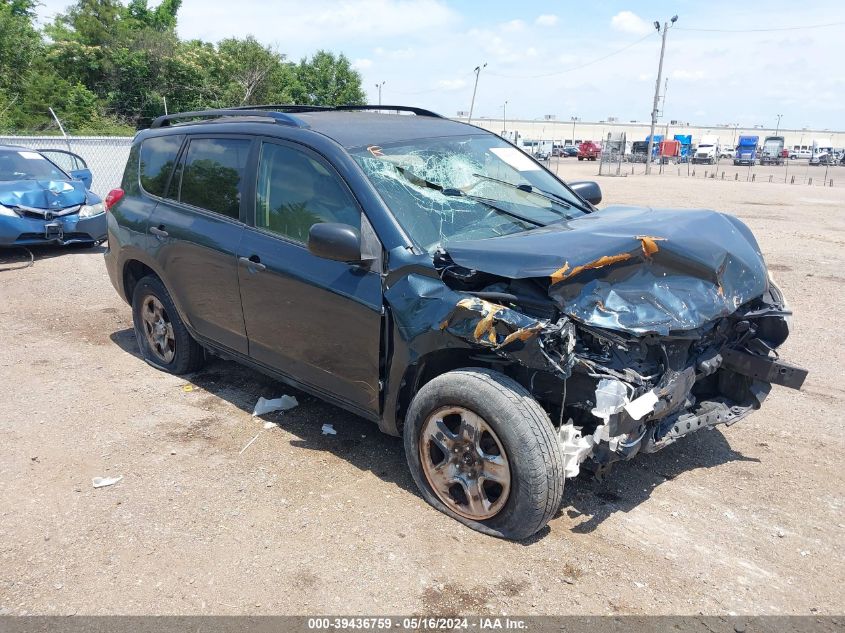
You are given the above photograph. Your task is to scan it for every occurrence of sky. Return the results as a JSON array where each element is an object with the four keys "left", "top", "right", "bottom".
[{"left": 35, "top": 0, "right": 845, "bottom": 130}]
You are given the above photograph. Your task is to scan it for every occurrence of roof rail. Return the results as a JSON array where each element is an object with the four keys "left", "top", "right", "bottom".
[
  {"left": 231, "top": 104, "right": 444, "bottom": 117},
  {"left": 149, "top": 109, "right": 308, "bottom": 129},
  {"left": 227, "top": 104, "right": 334, "bottom": 113},
  {"left": 334, "top": 105, "right": 444, "bottom": 118}
]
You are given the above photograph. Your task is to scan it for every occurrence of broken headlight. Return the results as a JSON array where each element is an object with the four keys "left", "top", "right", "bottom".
[{"left": 79, "top": 202, "right": 105, "bottom": 218}]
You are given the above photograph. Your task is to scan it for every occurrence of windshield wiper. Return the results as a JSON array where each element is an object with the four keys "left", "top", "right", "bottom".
[
  {"left": 470, "top": 173, "right": 573, "bottom": 208},
  {"left": 391, "top": 164, "right": 544, "bottom": 227}
]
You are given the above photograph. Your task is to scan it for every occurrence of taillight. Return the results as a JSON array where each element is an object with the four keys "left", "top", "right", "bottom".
[{"left": 104, "top": 188, "right": 124, "bottom": 212}]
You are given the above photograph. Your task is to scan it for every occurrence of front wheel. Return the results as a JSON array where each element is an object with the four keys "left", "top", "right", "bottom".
[
  {"left": 132, "top": 275, "right": 204, "bottom": 374},
  {"left": 404, "top": 368, "right": 564, "bottom": 540}
]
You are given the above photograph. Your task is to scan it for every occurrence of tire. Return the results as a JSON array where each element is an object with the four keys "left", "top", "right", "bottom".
[
  {"left": 131, "top": 274, "right": 204, "bottom": 374},
  {"left": 403, "top": 368, "right": 564, "bottom": 540},
  {"left": 577, "top": 157, "right": 583, "bottom": 161}
]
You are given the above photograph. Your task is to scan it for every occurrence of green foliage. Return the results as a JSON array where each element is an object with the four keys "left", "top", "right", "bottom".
[{"left": 0, "top": 0, "right": 365, "bottom": 134}]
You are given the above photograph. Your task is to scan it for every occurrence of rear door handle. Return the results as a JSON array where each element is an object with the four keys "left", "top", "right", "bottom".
[
  {"left": 149, "top": 225, "right": 169, "bottom": 238},
  {"left": 239, "top": 255, "right": 266, "bottom": 272}
]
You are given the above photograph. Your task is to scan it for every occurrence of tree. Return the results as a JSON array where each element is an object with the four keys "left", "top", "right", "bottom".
[{"left": 292, "top": 51, "right": 366, "bottom": 106}]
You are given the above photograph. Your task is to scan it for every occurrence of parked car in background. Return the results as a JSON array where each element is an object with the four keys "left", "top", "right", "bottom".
[
  {"left": 810, "top": 139, "right": 834, "bottom": 165},
  {"left": 0, "top": 145, "right": 106, "bottom": 247},
  {"left": 719, "top": 145, "right": 734, "bottom": 159},
  {"left": 562, "top": 145, "right": 578, "bottom": 157},
  {"left": 789, "top": 148, "right": 812, "bottom": 160},
  {"left": 104, "top": 105, "right": 806, "bottom": 540},
  {"left": 577, "top": 140, "right": 600, "bottom": 161}
]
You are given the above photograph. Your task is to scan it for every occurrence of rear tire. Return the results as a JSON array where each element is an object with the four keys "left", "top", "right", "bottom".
[
  {"left": 404, "top": 368, "right": 564, "bottom": 540},
  {"left": 131, "top": 275, "right": 204, "bottom": 374}
]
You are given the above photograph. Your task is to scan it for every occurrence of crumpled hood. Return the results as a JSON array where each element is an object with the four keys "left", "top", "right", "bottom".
[
  {"left": 0, "top": 179, "right": 87, "bottom": 210},
  {"left": 444, "top": 205, "right": 769, "bottom": 335}
]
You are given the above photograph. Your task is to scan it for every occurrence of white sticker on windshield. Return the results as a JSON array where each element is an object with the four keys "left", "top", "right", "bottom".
[
  {"left": 18, "top": 151, "right": 42, "bottom": 160},
  {"left": 490, "top": 147, "right": 541, "bottom": 172}
]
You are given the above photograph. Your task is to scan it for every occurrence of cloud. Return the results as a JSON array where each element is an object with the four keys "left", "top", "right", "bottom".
[
  {"left": 535, "top": 14, "right": 558, "bottom": 27},
  {"left": 610, "top": 11, "right": 651, "bottom": 35},
  {"left": 437, "top": 78, "right": 468, "bottom": 91},
  {"left": 352, "top": 58, "right": 373, "bottom": 70},
  {"left": 500, "top": 19, "right": 525, "bottom": 32},
  {"left": 672, "top": 69, "right": 706, "bottom": 81},
  {"left": 176, "top": 0, "right": 458, "bottom": 48}
]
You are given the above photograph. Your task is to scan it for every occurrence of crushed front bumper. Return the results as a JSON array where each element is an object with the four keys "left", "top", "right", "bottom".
[{"left": 0, "top": 211, "right": 107, "bottom": 247}]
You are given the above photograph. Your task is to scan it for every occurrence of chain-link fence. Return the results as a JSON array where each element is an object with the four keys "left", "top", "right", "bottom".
[
  {"left": 0, "top": 135, "right": 132, "bottom": 196},
  {"left": 598, "top": 132, "right": 626, "bottom": 176}
]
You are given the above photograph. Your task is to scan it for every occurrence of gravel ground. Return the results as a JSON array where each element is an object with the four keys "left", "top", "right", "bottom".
[{"left": 0, "top": 164, "right": 843, "bottom": 615}]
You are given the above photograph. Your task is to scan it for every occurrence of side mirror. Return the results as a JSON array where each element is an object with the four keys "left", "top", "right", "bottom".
[
  {"left": 568, "top": 180, "right": 602, "bottom": 206},
  {"left": 308, "top": 222, "right": 364, "bottom": 263},
  {"left": 70, "top": 168, "right": 93, "bottom": 189}
]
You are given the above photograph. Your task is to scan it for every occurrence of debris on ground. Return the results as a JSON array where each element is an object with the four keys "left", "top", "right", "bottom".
[
  {"left": 239, "top": 431, "right": 263, "bottom": 455},
  {"left": 263, "top": 421, "right": 277, "bottom": 430},
  {"left": 321, "top": 424, "right": 337, "bottom": 436},
  {"left": 92, "top": 475, "right": 123, "bottom": 489},
  {"left": 252, "top": 395, "right": 298, "bottom": 416}
]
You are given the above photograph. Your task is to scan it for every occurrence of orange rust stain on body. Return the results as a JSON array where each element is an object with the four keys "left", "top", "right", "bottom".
[
  {"left": 498, "top": 324, "right": 543, "bottom": 348},
  {"left": 550, "top": 253, "right": 632, "bottom": 285},
  {"left": 636, "top": 235, "right": 666, "bottom": 259}
]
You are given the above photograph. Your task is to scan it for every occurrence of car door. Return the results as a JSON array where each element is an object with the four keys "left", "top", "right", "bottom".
[
  {"left": 147, "top": 135, "right": 252, "bottom": 355},
  {"left": 37, "top": 149, "right": 93, "bottom": 188},
  {"left": 238, "top": 139, "right": 383, "bottom": 414}
]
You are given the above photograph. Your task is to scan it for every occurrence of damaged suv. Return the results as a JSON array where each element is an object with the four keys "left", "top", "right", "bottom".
[{"left": 104, "top": 106, "right": 806, "bottom": 540}]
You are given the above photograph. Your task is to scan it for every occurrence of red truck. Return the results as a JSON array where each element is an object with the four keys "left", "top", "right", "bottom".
[{"left": 577, "top": 140, "right": 601, "bottom": 161}]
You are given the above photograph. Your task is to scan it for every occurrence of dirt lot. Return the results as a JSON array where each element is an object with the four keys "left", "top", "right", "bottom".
[{"left": 1, "top": 163, "right": 843, "bottom": 616}]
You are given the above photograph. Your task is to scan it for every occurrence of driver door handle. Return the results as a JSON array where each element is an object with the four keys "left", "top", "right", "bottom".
[
  {"left": 149, "top": 225, "right": 168, "bottom": 238},
  {"left": 239, "top": 255, "right": 266, "bottom": 272}
]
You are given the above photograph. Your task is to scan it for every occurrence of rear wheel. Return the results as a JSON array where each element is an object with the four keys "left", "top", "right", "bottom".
[
  {"left": 132, "top": 275, "right": 204, "bottom": 374},
  {"left": 404, "top": 368, "right": 564, "bottom": 540}
]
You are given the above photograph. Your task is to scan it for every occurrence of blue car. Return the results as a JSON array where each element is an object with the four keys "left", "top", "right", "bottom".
[{"left": 0, "top": 145, "right": 107, "bottom": 247}]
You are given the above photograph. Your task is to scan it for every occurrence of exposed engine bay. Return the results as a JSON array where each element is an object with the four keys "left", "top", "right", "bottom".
[{"left": 386, "top": 205, "right": 808, "bottom": 479}]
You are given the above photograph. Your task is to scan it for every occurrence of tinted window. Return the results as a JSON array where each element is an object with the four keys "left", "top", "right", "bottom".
[
  {"left": 179, "top": 138, "right": 250, "bottom": 219},
  {"left": 255, "top": 142, "right": 359, "bottom": 243},
  {"left": 139, "top": 135, "right": 184, "bottom": 197}
]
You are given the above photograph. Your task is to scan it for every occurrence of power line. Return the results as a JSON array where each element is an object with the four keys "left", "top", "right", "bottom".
[
  {"left": 486, "top": 31, "right": 656, "bottom": 79},
  {"left": 676, "top": 21, "right": 844, "bottom": 33}
]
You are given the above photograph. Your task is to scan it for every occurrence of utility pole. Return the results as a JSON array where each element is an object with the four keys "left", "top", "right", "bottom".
[
  {"left": 570, "top": 116, "right": 578, "bottom": 145},
  {"left": 775, "top": 113, "right": 783, "bottom": 135},
  {"left": 375, "top": 81, "right": 386, "bottom": 106},
  {"left": 645, "top": 15, "right": 677, "bottom": 174},
  {"left": 502, "top": 100, "right": 508, "bottom": 134},
  {"left": 467, "top": 62, "right": 486, "bottom": 124}
]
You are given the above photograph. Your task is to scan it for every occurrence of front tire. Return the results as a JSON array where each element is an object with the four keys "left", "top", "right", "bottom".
[
  {"left": 404, "top": 368, "right": 564, "bottom": 540},
  {"left": 132, "top": 275, "right": 204, "bottom": 374}
]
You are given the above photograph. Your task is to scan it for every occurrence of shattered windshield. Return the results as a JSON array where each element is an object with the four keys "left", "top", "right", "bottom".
[
  {"left": 0, "top": 149, "right": 67, "bottom": 181},
  {"left": 352, "top": 135, "right": 588, "bottom": 251}
]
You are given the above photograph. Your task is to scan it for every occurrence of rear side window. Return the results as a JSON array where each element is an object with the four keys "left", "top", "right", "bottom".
[
  {"left": 179, "top": 138, "right": 251, "bottom": 219},
  {"left": 139, "top": 135, "right": 184, "bottom": 197}
]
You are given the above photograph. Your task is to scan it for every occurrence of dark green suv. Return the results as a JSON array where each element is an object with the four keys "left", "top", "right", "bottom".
[{"left": 103, "top": 105, "right": 805, "bottom": 539}]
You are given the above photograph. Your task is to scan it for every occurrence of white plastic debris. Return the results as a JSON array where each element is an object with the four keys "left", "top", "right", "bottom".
[
  {"left": 624, "top": 389, "right": 659, "bottom": 421},
  {"left": 590, "top": 378, "right": 630, "bottom": 423},
  {"left": 92, "top": 475, "right": 123, "bottom": 489},
  {"left": 252, "top": 395, "right": 298, "bottom": 416},
  {"left": 321, "top": 424, "right": 337, "bottom": 436},
  {"left": 558, "top": 421, "right": 594, "bottom": 478},
  {"left": 263, "top": 421, "right": 277, "bottom": 430}
]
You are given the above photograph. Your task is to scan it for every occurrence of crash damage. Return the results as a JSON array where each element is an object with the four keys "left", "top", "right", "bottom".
[{"left": 386, "top": 205, "right": 807, "bottom": 478}]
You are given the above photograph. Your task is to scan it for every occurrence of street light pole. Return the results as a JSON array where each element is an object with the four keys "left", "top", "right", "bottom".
[
  {"left": 775, "top": 113, "right": 783, "bottom": 135},
  {"left": 646, "top": 15, "right": 677, "bottom": 175},
  {"left": 467, "top": 62, "right": 486, "bottom": 124},
  {"left": 571, "top": 116, "right": 578, "bottom": 145},
  {"left": 502, "top": 100, "right": 508, "bottom": 134},
  {"left": 375, "top": 81, "right": 386, "bottom": 106}
]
